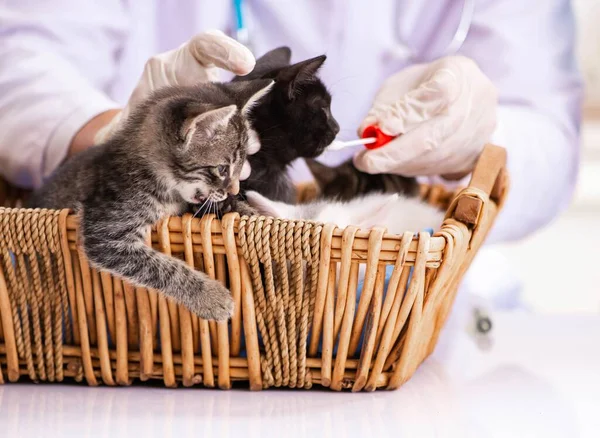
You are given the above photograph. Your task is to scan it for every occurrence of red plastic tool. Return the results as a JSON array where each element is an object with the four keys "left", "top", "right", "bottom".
[{"left": 361, "top": 125, "right": 396, "bottom": 150}]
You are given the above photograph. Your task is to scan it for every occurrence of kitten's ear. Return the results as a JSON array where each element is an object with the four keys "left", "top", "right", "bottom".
[
  {"left": 305, "top": 159, "right": 337, "bottom": 189},
  {"left": 254, "top": 47, "right": 292, "bottom": 72},
  {"left": 231, "top": 79, "right": 275, "bottom": 116},
  {"left": 277, "top": 55, "right": 326, "bottom": 99},
  {"left": 183, "top": 104, "right": 237, "bottom": 145},
  {"left": 354, "top": 194, "right": 399, "bottom": 230},
  {"left": 246, "top": 191, "right": 295, "bottom": 218},
  {"left": 231, "top": 47, "right": 291, "bottom": 81}
]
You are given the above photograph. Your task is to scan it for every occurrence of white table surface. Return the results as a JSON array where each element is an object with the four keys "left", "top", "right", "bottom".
[{"left": 1, "top": 311, "right": 599, "bottom": 438}]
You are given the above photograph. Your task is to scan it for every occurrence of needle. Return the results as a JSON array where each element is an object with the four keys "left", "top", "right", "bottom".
[{"left": 327, "top": 137, "right": 377, "bottom": 151}]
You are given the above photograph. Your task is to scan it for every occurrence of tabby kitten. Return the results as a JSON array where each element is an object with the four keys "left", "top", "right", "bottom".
[
  {"left": 305, "top": 158, "right": 420, "bottom": 201},
  {"left": 28, "top": 80, "right": 273, "bottom": 320},
  {"left": 232, "top": 47, "right": 340, "bottom": 203}
]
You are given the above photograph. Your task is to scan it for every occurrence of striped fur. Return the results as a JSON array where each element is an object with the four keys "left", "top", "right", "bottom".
[{"left": 28, "top": 80, "right": 273, "bottom": 320}]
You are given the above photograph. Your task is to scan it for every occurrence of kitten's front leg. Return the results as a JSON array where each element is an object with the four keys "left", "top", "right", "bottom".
[{"left": 81, "top": 214, "right": 233, "bottom": 320}]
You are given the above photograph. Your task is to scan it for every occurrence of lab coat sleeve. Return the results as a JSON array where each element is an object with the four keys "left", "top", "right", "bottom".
[
  {"left": 0, "top": 1, "right": 128, "bottom": 189},
  {"left": 458, "top": 0, "right": 583, "bottom": 242}
]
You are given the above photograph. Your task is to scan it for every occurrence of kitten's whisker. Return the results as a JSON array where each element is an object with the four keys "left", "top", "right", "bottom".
[
  {"left": 328, "top": 74, "right": 361, "bottom": 89},
  {"left": 199, "top": 197, "right": 211, "bottom": 210},
  {"left": 193, "top": 197, "right": 211, "bottom": 218},
  {"left": 192, "top": 205, "right": 205, "bottom": 219},
  {"left": 209, "top": 200, "right": 215, "bottom": 218},
  {"left": 192, "top": 203, "right": 204, "bottom": 219}
]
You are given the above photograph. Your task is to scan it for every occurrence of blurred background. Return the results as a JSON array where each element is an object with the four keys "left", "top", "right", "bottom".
[{"left": 496, "top": 0, "right": 600, "bottom": 314}]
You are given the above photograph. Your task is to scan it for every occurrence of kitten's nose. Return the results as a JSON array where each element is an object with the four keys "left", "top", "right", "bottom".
[
  {"left": 228, "top": 180, "right": 240, "bottom": 196},
  {"left": 330, "top": 118, "right": 340, "bottom": 136}
]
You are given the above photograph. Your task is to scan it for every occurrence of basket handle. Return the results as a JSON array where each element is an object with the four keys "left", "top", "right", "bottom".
[{"left": 452, "top": 144, "right": 508, "bottom": 226}]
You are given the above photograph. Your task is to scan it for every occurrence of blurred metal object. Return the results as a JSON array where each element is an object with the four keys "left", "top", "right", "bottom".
[
  {"left": 233, "top": 0, "right": 254, "bottom": 53},
  {"left": 469, "top": 306, "right": 494, "bottom": 351},
  {"left": 474, "top": 308, "right": 493, "bottom": 334}
]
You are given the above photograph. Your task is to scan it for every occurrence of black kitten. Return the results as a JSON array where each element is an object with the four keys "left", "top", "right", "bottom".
[
  {"left": 232, "top": 47, "right": 340, "bottom": 203},
  {"left": 305, "top": 158, "right": 420, "bottom": 201}
]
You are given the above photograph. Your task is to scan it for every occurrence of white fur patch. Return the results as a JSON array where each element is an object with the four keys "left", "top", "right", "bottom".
[
  {"left": 240, "top": 161, "right": 252, "bottom": 180},
  {"left": 245, "top": 191, "right": 295, "bottom": 218},
  {"left": 246, "top": 126, "right": 261, "bottom": 155},
  {"left": 242, "top": 80, "right": 274, "bottom": 116},
  {"left": 248, "top": 192, "right": 444, "bottom": 234},
  {"left": 175, "top": 180, "right": 210, "bottom": 204}
]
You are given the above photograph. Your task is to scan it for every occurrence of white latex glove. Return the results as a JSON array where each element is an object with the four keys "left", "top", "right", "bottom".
[
  {"left": 94, "top": 30, "right": 255, "bottom": 145},
  {"left": 354, "top": 56, "right": 498, "bottom": 178}
]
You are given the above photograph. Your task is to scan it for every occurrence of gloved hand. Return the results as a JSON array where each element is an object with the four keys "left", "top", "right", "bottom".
[
  {"left": 94, "top": 30, "right": 255, "bottom": 145},
  {"left": 354, "top": 56, "right": 498, "bottom": 178}
]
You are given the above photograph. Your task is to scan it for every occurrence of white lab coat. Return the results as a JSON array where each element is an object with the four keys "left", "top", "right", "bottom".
[{"left": 0, "top": 0, "right": 582, "bottom": 246}]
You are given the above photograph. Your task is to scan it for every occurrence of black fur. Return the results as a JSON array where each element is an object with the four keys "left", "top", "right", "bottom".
[
  {"left": 232, "top": 47, "right": 340, "bottom": 203},
  {"left": 305, "top": 158, "right": 420, "bottom": 201}
]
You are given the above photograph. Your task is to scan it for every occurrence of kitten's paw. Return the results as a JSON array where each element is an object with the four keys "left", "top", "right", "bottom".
[
  {"left": 188, "top": 279, "right": 234, "bottom": 321},
  {"left": 234, "top": 201, "right": 258, "bottom": 217}
]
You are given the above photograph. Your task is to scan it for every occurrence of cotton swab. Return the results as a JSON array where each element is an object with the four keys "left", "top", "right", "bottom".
[
  {"left": 327, "top": 125, "right": 398, "bottom": 151},
  {"left": 327, "top": 137, "right": 377, "bottom": 151}
]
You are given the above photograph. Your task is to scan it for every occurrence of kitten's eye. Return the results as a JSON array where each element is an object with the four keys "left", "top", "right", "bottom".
[{"left": 216, "top": 165, "right": 228, "bottom": 177}]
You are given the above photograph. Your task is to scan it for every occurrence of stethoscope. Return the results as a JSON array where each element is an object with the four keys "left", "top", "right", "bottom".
[
  {"left": 391, "top": 0, "right": 475, "bottom": 62},
  {"left": 232, "top": 0, "right": 475, "bottom": 62},
  {"left": 233, "top": 0, "right": 252, "bottom": 52}
]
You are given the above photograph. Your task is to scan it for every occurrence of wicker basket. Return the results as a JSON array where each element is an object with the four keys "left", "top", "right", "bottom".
[{"left": 0, "top": 144, "right": 507, "bottom": 391}]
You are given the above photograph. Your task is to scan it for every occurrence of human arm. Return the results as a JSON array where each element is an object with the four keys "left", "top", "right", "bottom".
[
  {"left": 0, "top": 0, "right": 126, "bottom": 188},
  {"left": 68, "top": 110, "right": 122, "bottom": 158}
]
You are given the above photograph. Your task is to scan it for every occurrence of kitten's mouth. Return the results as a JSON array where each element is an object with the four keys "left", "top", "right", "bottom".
[
  {"left": 193, "top": 194, "right": 227, "bottom": 204},
  {"left": 309, "top": 144, "right": 329, "bottom": 158}
]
